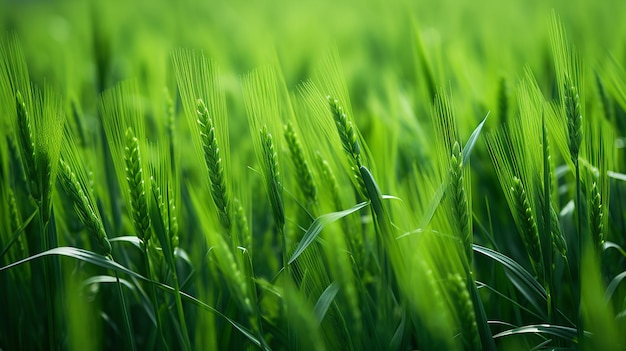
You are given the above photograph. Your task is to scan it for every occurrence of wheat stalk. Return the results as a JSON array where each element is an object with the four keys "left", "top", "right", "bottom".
[
  {"left": 59, "top": 158, "right": 112, "bottom": 256},
  {"left": 564, "top": 75, "right": 583, "bottom": 165},
  {"left": 589, "top": 181, "right": 604, "bottom": 252},
  {"left": 315, "top": 152, "right": 342, "bottom": 212},
  {"left": 260, "top": 124, "right": 285, "bottom": 230},
  {"left": 197, "top": 98, "right": 231, "bottom": 232},
  {"left": 15, "top": 91, "right": 38, "bottom": 200},
  {"left": 448, "top": 273, "right": 481, "bottom": 351},
  {"left": 449, "top": 141, "right": 472, "bottom": 263},
  {"left": 550, "top": 205, "right": 567, "bottom": 258},
  {"left": 511, "top": 176, "right": 543, "bottom": 278},
  {"left": 284, "top": 121, "right": 318, "bottom": 209},
  {"left": 124, "top": 127, "right": 151, "bottom": 244},
  {"left": 327, "top": 96, "right": 366, "bottom": 198},
  {"left": 233, "top": 197, "right": 251, "bottom": 249}
]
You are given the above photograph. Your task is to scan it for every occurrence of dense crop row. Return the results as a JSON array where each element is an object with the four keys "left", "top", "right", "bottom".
[{"left": 1, "top": 1, "right": 626, "bottom": 350}]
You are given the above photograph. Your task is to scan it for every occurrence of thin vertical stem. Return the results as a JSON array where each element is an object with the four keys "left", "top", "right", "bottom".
[
  {"left": 40, "top": 210, "right": 58, "bottom": 350},
  {"left": 169, "top": 252, "right": 191, "bottom": 351},
  {"left": 113, "top": 267, "right": 136, "bottom": 351},
  {"left": 575, "top": 161, "right": 584, "bottom": 346},
  {"left": 143, "top": 248, "right": 169, "bottom": 350}
]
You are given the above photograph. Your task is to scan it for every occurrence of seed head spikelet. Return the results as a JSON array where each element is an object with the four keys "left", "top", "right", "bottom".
[
  {"left": 550, "top": 13, "right": 583, "bottom": 166},
  {"left": 233, "top": 197, "right": 251, "bottom": 249},
  {"left": 12, "top": 83, "right": 65, "bottom": 223},
  {"left": 171, "top": 49, "right": 230, "bottom": 169},
  {"left": 172, "top": 50, "right": 233, "bottom": 235},
  {"left": 448, "top": 273, "right": 481, "bottom": 351},
  {"left": 449, "top": 141, "right": 471, "bottom": 263},
  {"left": 15, "top": 90, "right": 39, "bottom": 199},
  {"left": 551, "top": 14, "right": 596, "bottom": 340},
  {"left": 164, "top": 87, "right": 176, "bottom": 142},
  {"left": 124, "top": 128, "right": 151, "bottom": 242},
  {"left": 550, "top": 205, "right": 567, "bottom": 258},
  {"left": 59, "top": 157, "right": 111, "bottom": 256},
  {"left": 242, "top": 66, "right": 286, "bottom": 231},
  {"left": 315, "top": 152, "right": 343, "bottom": 212},
  {"left": 197, "top": 98, "right": 231, "bottom": 231},
  {"left": 511, "top": 176, "right": 543, "bottom": 277},
  {"left": 188, "top": 188, "right": 253, "bottom": 317},
  {"left": 284, "top": 121, "right": 318, "bottom": 209},
  {"left": 589, "top": 117, "right": 613, "bottom": 255},
  {"left": 564, "top": 75, "right": 583, "bottom": 164},
  {"left": 310, "top": 49, "right": 373, "bottom": 199},
  {"left": 328, "top": 97, "right": 361, "bottom": 164},
  {"left": 327, "top": 96, "right": 367, "bottom": 198},
  {"left": 164, "top": 86, "right": 177, "bottom": 171},
  {"left": 148, "top": 139, "right": 181, "bottom": 251},
  {"left": 37, "top": 85, "right": 65, "bottom": 217},
  {"left": 432, "top": 90, "right": 473, "bottom": 264},
  {"left": 589, "top": 182, "right": 603, "bottom": 251},
  {"left": 100, "top": 81, "right": 152, "bottom": 244},
  {"left": 260, "top": 124, "right": 285, "bottom": 229}
]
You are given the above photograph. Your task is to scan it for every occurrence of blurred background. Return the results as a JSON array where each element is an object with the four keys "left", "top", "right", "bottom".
[{"left": 1, "top": 0, "right": 625, "bottom": 116}]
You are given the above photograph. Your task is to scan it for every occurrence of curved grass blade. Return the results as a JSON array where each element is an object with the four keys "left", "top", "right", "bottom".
[
  {"left": 476, "top": 281, "right": 544, "bottom": 320},
  {"left": 462, "top": 113, "right": 489, "bottom": 165},
  {"left": 288, "top": 201, "right": 369, "bottom": 265},
  {"left": 605, "top": 271, "right": 626, "bottom": 301},
  {"left": 0, "top": 247, "right": 269, "bottom": 350},
  {"left": 109, "top": 236, "right": 143, "bottom": 250},
  {"left": 314, "top": 281, "right": 340, "bottom": 326},
  {"left": 608, "top": 171, "right": 626, "bottom": 182},
  {"left": 419, "top": 113, "right": 489, "bottom": 228},
  {"left": 493, "top": 324, "right": 586, "bottom": 342},
  {"left": 474, "top": 244, "right": 548, "bottom": 318},
  {"left": 83, "top": 275, "right": 135, "bottom": 290},
  {"left": 603, "top": 241, "right": 626, "bottom": 259},
  {"left": 0, "top": 209, "right": 37, "bottom": 258}
]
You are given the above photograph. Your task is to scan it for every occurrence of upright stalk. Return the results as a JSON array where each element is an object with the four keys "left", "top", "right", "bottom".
[
  {"left": 40, "top": 211, "right": 57, "bottom": 350},
  {"left": 542, "top": 116, "right": 556, "bottom": 324},
  {"left": 113, "top": 268, "right": 136, "bottom": 351},
  {"left": 575, "top": 160, "right": 584, "bottom": 346},
  {"left": 142, "top": 248, "right": 169, "bottom": 350},
  {"left": 166, "top": 249, "right": 192, "bottom": 351}
]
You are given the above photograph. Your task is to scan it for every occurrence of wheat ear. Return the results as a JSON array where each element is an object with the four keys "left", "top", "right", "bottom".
[
  {"left": 124, "top": 127, "right": 151, "bottom": 243},
  {"left": 511, "top": 176, "right": 543, "bottom": 277},
  {"left": 197, "top": 98, "right": 231, "bottom": 232}
]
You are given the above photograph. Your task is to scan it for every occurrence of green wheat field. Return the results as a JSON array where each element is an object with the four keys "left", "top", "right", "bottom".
[{"left": 1, "top": 0, "right": 626, "bottom": 350}]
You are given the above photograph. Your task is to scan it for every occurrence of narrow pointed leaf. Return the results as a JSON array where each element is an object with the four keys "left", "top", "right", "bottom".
[
  {"left": 288, "top": 201, "right": 369, "bottom": 265},
  {"left": 314, "top": 281, "right": 340, "bottom": 325}
]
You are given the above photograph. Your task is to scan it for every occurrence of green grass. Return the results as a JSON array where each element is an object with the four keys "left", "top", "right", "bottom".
[{"left": 2, "top": 0, "right": 626, "bottom": 350}]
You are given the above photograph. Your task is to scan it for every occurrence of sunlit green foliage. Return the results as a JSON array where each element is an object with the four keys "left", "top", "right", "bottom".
[{"left": 1, "top": 0, "right": 626, "bottom": 350}]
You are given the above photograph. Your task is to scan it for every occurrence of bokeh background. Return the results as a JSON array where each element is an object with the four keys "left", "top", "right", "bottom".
[{"left": 2, "top": 0, "right": 625, "bottom": 111}]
